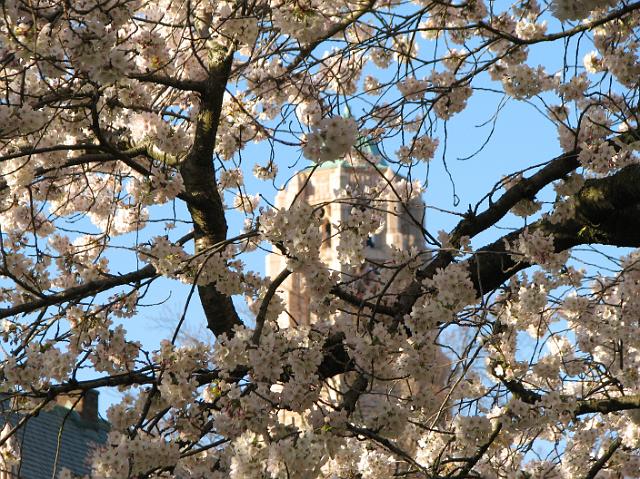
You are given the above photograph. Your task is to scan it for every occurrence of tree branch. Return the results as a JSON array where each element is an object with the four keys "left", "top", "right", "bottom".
[
  {"left": 378, "top": 149, "right": 581, "bottom": 328},
  {"left": 179, "top": 49, "right": 242, "bottom": 338},
  {"left": 453, "top": 422, "right": 503, "bottom": 479},
  {"left": 0, "top": 264, "right": 158, "bottom": 320},
  {"left": 467, "top": 163, "right": 640, "bottom": 297},
  {"left": 584, "top": 437, "right": 621, "bottom": 479},
  {"left": 252, "top": 268, "right": 292, "bottom": 345}
]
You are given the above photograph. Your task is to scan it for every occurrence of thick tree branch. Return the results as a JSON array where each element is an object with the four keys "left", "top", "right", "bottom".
[
  {"left": 179, "top": 50, "right": 242, "bottom": 338},
  {"left": 388, "top": 149, "right": 580, "bottom": 326},
  {"left": 495, "top": 362, "right": 640, "bottom": 417},
  {"left": 468, "top": 163, "right": 640, "bottom": 296},
  {"left": 385, "top": 132, "right": 640, "bottom": 326},
  {"left": 576, "top": 395, "right": 640, "bottom": 416},
  {"left": 0, "top": 147, "right": 152, "bottom": 193},
  {"left": 330, "top": 284, "right": 397, "bottom": 317},
  {"left": 317, "top": 332, "right": 355, "bottom": 379}
]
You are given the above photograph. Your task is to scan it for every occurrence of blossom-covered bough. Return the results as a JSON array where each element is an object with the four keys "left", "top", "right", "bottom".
[{"left": 1, "top": 0, "right": 640, "bottom": 476}]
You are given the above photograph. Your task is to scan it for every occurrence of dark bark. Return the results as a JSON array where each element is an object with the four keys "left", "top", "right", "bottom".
[
  {"left": 468, "top": 163, "right": 640, "bottom": 297},
  {"left": 391, "top": 149, "right": 582, "bottom": 326},
  {"left": 179, "top": 52, "right": 242, "bottom": 338}
]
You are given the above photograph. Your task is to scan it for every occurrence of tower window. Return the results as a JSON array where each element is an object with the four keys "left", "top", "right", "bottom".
[{"left": 321, "top": 220, "right": 331, "bottom": 248}]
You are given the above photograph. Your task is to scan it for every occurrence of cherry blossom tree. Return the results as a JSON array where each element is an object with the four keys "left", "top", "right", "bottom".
[{"left": 1, "top": 0, "right": 640, "bottom": 477}]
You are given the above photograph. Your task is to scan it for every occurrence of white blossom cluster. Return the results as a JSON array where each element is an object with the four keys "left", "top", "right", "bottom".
[
  {"left": 92, "top": 431, "right": 181, "bottom": 477},
  {"left": 336, "top": 205, "right": 384, "bottom": 265},
  {"left": 269, "top": 0, "right": 341, "bottom": 44},
  {"left": 4, "top": 344, "right": 73, "bottom": 388},
  {"left": 429, "top": 71, "right": 473, "bottom": 119},
  {"left": 396, "top": 136, "right": 439, "bottom": 164},
  {"left": 577, "top": 140, "right": 636, "bottom": 174},
  {"left": 397, "top": 76, "right": 430, "bottom": 101},
  {"left": 512, "top": 229, "right": 570, "bottom": 272},
  {"left": 303, "top": 116, "right": 359, "bottom": 163},
  {"left": 497, "top": 64, "right": 557, "bottom": 99}
]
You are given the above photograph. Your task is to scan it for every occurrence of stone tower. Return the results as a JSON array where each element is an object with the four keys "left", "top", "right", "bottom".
[
  {"left": 265, "top": 146, "right": 448, "bottom": 427},
  {"left": 265, "top": 147, "right": 427, "bottom": 328}
]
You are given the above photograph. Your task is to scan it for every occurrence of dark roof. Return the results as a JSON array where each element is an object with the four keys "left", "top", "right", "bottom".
[{"left": 1, "top": 403, "right": 109, "bottom": 478}]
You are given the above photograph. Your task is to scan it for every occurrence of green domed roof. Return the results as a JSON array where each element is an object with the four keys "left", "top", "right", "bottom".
[{"left": 358, "top": 137, "right": 388, "bottom": 167}]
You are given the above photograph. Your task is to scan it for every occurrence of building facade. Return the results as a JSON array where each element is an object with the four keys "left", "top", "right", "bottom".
[
  {"left": 266, "top": 154, "right": 426, "bottom": 328},
  {"left": 265, "top": 151, "right": 447, "bottom": 424}
]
